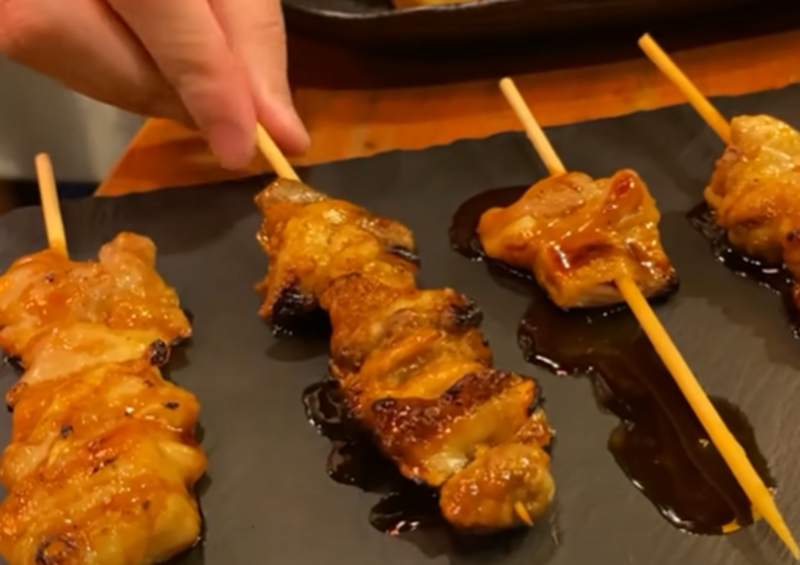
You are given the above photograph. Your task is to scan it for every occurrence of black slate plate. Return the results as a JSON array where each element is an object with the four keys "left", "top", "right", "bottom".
[
  {"left": 282, "top": 0, "right": 761, "bottom": 49},
  {"left": 2, "top": 84, "right": 800, "bottom": 565}
]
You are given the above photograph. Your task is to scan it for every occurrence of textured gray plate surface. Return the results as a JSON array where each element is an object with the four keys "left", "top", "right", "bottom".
[{"left": 1, "top": 84, "right": 800, "bottom": 565}]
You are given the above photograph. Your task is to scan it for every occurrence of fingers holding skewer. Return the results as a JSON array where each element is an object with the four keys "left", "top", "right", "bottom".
[
  {"left": 34, "top": 153, "right": 68, "bottom": 258},
  {"left": 637, "top": 34, "right": 730, "bottom": 144},
  {"left": 498, "top": 75, "right": 798, "bottom": 558}
]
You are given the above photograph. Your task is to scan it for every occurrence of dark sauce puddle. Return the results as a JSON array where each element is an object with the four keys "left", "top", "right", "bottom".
[
  {"left": 688, "top": 202, "right": 800, "bottom": 336},
  {"left": 302, "top": 380, "right": 443, "bottom": 535},
  {"left": 448, "top": 186, "right": 775, "bottom": 535},
  {"left": 302, "top": 380, "right": 532, "bottom": 555}
]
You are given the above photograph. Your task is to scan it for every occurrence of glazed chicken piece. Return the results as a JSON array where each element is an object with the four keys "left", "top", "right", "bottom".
[
  {"left": 477, "top": 169, "right": 677, "bottom": 309},
  {"left": 0, "top": 233, "right": 206, "bottom": 565},
  {"left": 0, "top": 231, "right": 190, "bottom": 358},
  {"left": 705, "top": 115, "right": 800, "bottom": 303},
  {"left": 256, "top": 178, "right": 555, "bottom": 531}
]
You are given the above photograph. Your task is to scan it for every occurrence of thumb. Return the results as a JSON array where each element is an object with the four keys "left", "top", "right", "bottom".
[{"left": 210, "top": 0, "right": 310, "bottom": 156}]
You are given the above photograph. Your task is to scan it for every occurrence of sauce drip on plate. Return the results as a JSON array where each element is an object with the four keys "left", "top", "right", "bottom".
[
  {"left": 302, "top": 380, "right": 443, "bottom": 535},
  {"left": 688, "top": 202, "right": 799, "bottom": 336}
]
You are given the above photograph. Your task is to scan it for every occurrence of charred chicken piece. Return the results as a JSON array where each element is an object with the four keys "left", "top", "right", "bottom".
[
  {"left": 255, "top": 178, "right": 555, "bottom": 531},
  {"left": 705, "top": 115, "right": 800, "bottom": 304},
  {"left": 477, "top": 169, "right": 678, "bottom": 309},
  {"left": 0, "top": 233, "right": 206, "bottom": 565}
]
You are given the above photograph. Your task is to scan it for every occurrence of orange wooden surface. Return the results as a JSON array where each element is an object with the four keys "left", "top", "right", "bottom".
[{"left": 96, "top": 23, "right": 800, "bottom": 197}]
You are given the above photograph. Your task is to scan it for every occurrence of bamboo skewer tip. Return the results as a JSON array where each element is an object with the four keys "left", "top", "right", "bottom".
[
  {"left": 514, "top": 502, "right": 533, "bottom": 526},
  {"left": 499, "top": 78, "right": 565, "bottom": 176},
  {"left": 34, "top": 153, "right": 68, "bottom": 258},
  {"left": 497, "top": 77, "right": 797, "bottom": 558},
  {"left": 636, "top": 34, "right": 731, "bottom": 144},
  {"left": 256, "top": 125, "right": 299, "bottom": 181}
]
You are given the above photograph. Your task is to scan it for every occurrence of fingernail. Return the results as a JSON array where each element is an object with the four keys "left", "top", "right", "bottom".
[{"left": 209, "top": 122, "right": 256, "bottom": 170}]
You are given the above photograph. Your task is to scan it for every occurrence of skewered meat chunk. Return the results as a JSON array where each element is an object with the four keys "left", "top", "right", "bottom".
[
  {"left": 477, "top": 169, "right": 677, "bottom": 309},
  {"left": 5, "top": 322, "right": 173, "bottom": 408},
  {"left": 0, "top": 233, "right": 206, "bottom": 565},
  {"left": 255, "top": 178, "right": 555, "bottom": 531},
  {"left": 0, "top": 232, "right": 190, "bottom": 359},
  {"left": 705, "top": 115, "right": 800, "bottom": 301}
]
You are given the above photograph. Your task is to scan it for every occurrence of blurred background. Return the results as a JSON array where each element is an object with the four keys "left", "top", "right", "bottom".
[{"left": 0, "top": 57, "right": 143, "bottom": 212}]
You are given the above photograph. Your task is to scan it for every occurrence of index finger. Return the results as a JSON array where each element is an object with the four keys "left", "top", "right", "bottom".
[
  {"left": 106, "top": 0, "right": 257, "bottom": 169},
  {"left": 211, "top": 0, "right": 310, "bottom": 156}
]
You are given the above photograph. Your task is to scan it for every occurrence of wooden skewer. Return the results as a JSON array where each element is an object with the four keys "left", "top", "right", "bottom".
[
  {"left": 499, "top": 80, "right": 566, "bottom": 177},
  {"left": 619, "top": 277, "right": 795, "bottom": 558},
  {"left": 638, "top": 34, "right": 799, "bottom": 556},
  {"left": 256, "top": 125, "right": 300, "bottom": 180},
  {"left": 499, "top": 81, "right": 565, "bottom": 174},
  {"left": 253, "top": 124, "right": 534, "bottom": 527},
  {"left": 499, "top": 76, "right": 799, "bottom": 559},
  {"left": 637, "top": 34, "right": 731, "bottom": 144},
  {"left": 514, "top": 502, "right": 533, "bottom": 526},
  {"left": 34, "top": 153, "right": 68, "bottom": 257}
]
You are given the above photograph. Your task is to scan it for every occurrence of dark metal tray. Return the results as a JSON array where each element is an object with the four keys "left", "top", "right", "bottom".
[
  {"left": 282, "top": 0, "right": 762, "bottom": 49},
  {"left": 1, "top": 83, "right": 800, "bottom": 564}
]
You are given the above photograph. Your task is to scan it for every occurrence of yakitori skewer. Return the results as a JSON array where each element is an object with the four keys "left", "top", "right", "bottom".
[
  {"left": 635, "top": 36, "right": 799, "bottom": 556},
  {"left": 253, "top": 124, "right": 543, "bottom": 529},
  {"left": 501, "top": 74, "right": 798, "bottom": 558},
  {"left": 0, "top": 157, "right": 206, "bottom": 565}
]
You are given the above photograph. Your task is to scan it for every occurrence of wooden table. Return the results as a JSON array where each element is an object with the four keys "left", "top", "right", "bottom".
[{"left": 96, "top": 13, "right": 800, "bottom": 197}]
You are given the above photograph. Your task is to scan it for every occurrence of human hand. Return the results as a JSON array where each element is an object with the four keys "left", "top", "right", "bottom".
[{"left": 0, "top": 0, "right": 310, "bottom": 170}]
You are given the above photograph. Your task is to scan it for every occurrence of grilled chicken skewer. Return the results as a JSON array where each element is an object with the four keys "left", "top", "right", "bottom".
[
  {"left": 634, "top": 34, "right": 800, "bottom": 557},
  {"left": 638, "top": 35, "right": 800, "bottom": 312},
  {"left": 484, "top": 76, "right": 800, "bottom": 555},
  {"left": 477, "top": 168, "right": 678, "bottom": 309},
  {"left": 255, "top": 178, "right": 555, "bottom": 531},
  {"left": 0, "top": 232, "right": 207, "bottom": 565},
  {"left": 705, "top": 115, "right": 800, "bottom": 304}
]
